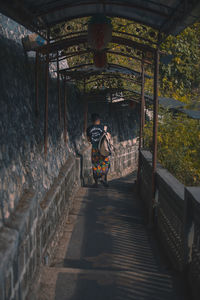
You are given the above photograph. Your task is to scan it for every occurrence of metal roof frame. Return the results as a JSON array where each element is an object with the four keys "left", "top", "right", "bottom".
[
  {"left": 37, "top": 34, "right": 156, "bottom": 55},
  {"left": 51, "top": 49, "right": 151, "bottom": 65},
  {"left": 1, "top": 0, "right": 200, "bottom": 36},
  {"left": 79, "top": 74, "right": 141, "bottom": 86},
  {"left": 59, "top": 63, "right": 151, "bottom": 79},
  {"left": 50, "top": 29, "right": 158, "bottom": 46}
]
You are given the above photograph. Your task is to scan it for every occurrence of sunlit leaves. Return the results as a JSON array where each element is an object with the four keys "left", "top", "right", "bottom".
[
  {"left": 160, "top": 22, "right": 200, "bottom": 101},
  {"left": 144, "top": 109, "right": 200, "bottom": 186}
]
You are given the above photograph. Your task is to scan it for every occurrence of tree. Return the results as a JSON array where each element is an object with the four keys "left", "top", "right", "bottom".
[
  {"left": 144, "top": 109, "right": 200, "bottom": 186},
  {"left": 160, "top": 23, "right": 200, "bottom": 103}
]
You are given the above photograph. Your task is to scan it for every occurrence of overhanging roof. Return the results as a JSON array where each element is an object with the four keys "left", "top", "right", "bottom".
[
  {"left": 60, "top": 63, "right": 152, "bottom": 79},
  {"left": 86, "top": 87, "right": 142, "bottom": 100},
  {"left": 145, "top": 94, "right": 200, "bottom": 119},
  {"left": 1, "top": 1, "right": 200, "bottom": 36}
]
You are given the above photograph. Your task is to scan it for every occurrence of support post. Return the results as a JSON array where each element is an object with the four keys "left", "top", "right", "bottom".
[
  {"left": 44, "top": 29, "right": 50, "bottom": 156},
  {"left": 83, "top": 80, "right": 88, "bottom": 135},
  {"left": 109, "top": 79, "right": 113, "bottom": 116},
  {"left": 57, "top": 51, "right": 62, "bottom": 125},
  {"left": 35, "top": 51, "right": 39, "bottom": 117},
  {"left": 139, "top": 60, "right": 145, "bottom": 149},
  {"left": 137, "top": 60, "right": 145, "bottom": 185},
  {"left": 109, "top": 91, "right": 113, "bottom": 116},
  {"left": 150, "top": 47, "right": 160, "bottom": 224},
  {"left": 64, "top": 76, "right": 67, "bottom": 144}
]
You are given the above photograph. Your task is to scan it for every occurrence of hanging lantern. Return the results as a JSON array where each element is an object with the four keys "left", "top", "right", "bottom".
[
  {"left": 129, "top": 101, "right": 136, "bottom": 109},
  {"left": 93, "top": 51, "right": 107, "bottom": 68},
  {"left": 88, "top": 14, "right": 112, "bottom": 51}
]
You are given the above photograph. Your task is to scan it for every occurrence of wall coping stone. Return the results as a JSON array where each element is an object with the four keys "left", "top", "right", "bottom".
[
  {"left": 185, "top": 187, "right": 200, "bottom": 205},
  {"left": 0, "top": 226, "right": 18, "bottom": 274},
  {"left": 140, "top": 150, "right": 152, "bottom": 163},
  {"left": 157, "top": 168, "right": 184, "bottom": 201},
  {"left": 140, "top": 150, "right": 164, "bottom": 170},
  {"left": 5, "top": 190, "right": 37, "bottom": 242},
  {"left": 40, "top": 156, "right": 75, "bottom": 211},
  {"left": 140, "top": 149, "right": 184, "bottom": 200}
]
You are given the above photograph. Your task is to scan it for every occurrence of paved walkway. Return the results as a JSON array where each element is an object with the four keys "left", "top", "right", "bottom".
[{"left": 38, "top": 174, "right": 188, "bottom": 300}]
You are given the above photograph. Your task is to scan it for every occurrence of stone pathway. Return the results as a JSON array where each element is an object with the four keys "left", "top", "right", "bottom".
[{"left": 37, "top": 174, "right": 188, "bottom": 300}]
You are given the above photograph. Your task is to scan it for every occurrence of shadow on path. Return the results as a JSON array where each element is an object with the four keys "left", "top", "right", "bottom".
[{"left": 43, "top": 174, "right": 188, "bottom": 300}]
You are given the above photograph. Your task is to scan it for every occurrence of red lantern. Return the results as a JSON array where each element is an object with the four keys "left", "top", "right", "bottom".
[
  {"left": 88, "top": 15, "right": 112, "bottom": 51},
  {"left": 129, "top": 101, "right": 136, "bottom": 109},
  {"left": 93, "top": 51, "right": 107, "bottom": 68}
]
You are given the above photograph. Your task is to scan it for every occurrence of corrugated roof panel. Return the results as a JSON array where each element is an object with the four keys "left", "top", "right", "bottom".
[
  {"left": 179, "top": 109, "right": 200, "bottom": 120},
  {"left": 44, "top": 6, "right": 163, "bottom": 29}
]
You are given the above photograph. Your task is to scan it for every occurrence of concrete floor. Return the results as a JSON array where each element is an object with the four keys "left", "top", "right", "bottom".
[{"left": 37, "top": 174, "right": 188, "bottom": 300}]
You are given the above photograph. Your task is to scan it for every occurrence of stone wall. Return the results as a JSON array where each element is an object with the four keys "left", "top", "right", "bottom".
[
  {"left": 138, "top": 150, "right": 200, "bottom": 299},
  {"left": 0, "top": 17, "right": 139, "bottom": 224},
  {"left": 0, "top": 13, "right": 31, "bottom": 44},
  {"left": 0, "top": 13, "right": 85, "bottom": 224},
  {"left": 0, "top": 14, "right": 140, "bottom": 300},
  {"left": 0, "top": 156, "right": 80, "bottom": 300}
]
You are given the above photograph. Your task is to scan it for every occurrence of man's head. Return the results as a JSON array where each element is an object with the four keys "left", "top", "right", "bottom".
[{"left": 91, "top": 113, "right": 100, "bottom": 125}]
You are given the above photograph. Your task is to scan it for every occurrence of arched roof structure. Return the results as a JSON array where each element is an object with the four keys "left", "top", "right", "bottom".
[{"left": 1, "top": 0, "right": 200, "bottom": 36}]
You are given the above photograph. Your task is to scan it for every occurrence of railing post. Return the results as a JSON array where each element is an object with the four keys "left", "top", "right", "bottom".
[
  {"left": 57, "top": 50, "right": 62, "bottom": 125},
  {"left": 64, "top": 76, "right": 67, "bottom": 144},
  {"left": 137, "top": 59, "right": 145, "bottom": 185},
  {"left": 44, "top": 28, "right": 50, "bottom": 156},
  {"left": 35, "top": 51, "right": 39, "bottom": 118},
  {"left": 109, "top": 91, "right": 113, "bottom": 116},
  {"left": 83, "top": 80, "right": 88, "bottom": 135},
  {"left": 150, "top": 47, "right": 160, "bottom": 225},
  {"left": 139, "top": 59, "right": 145, "bottom": 149}
]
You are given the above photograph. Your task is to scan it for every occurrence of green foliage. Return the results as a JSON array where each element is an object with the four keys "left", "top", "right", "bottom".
[
  {"left": 160, "top": 23, "right": 200, "bottom": 102},
  {"left": 144, "top": 110, "right": 200, "bottom": 186}
]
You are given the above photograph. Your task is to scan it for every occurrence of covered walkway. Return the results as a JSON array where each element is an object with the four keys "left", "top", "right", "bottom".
[
  {"left": 1, "top": 2, "right": 200, "bottom": 300},
  {"left": 37, "top": 174, "right": 188, "bottom": 300}
]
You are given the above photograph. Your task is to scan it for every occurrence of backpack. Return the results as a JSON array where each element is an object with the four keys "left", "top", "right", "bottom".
[{"left": 98, "top": 132, "right": 113, "bottom": 157}]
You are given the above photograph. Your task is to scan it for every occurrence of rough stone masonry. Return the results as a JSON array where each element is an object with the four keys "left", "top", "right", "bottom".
[{"left": 0, "top": 13, "right": 139, "bottom": 299}]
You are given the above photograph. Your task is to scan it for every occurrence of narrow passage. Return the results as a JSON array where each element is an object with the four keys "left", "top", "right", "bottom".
[{"left": 38, "top": 174, "right": 187, "bottom": 300}]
